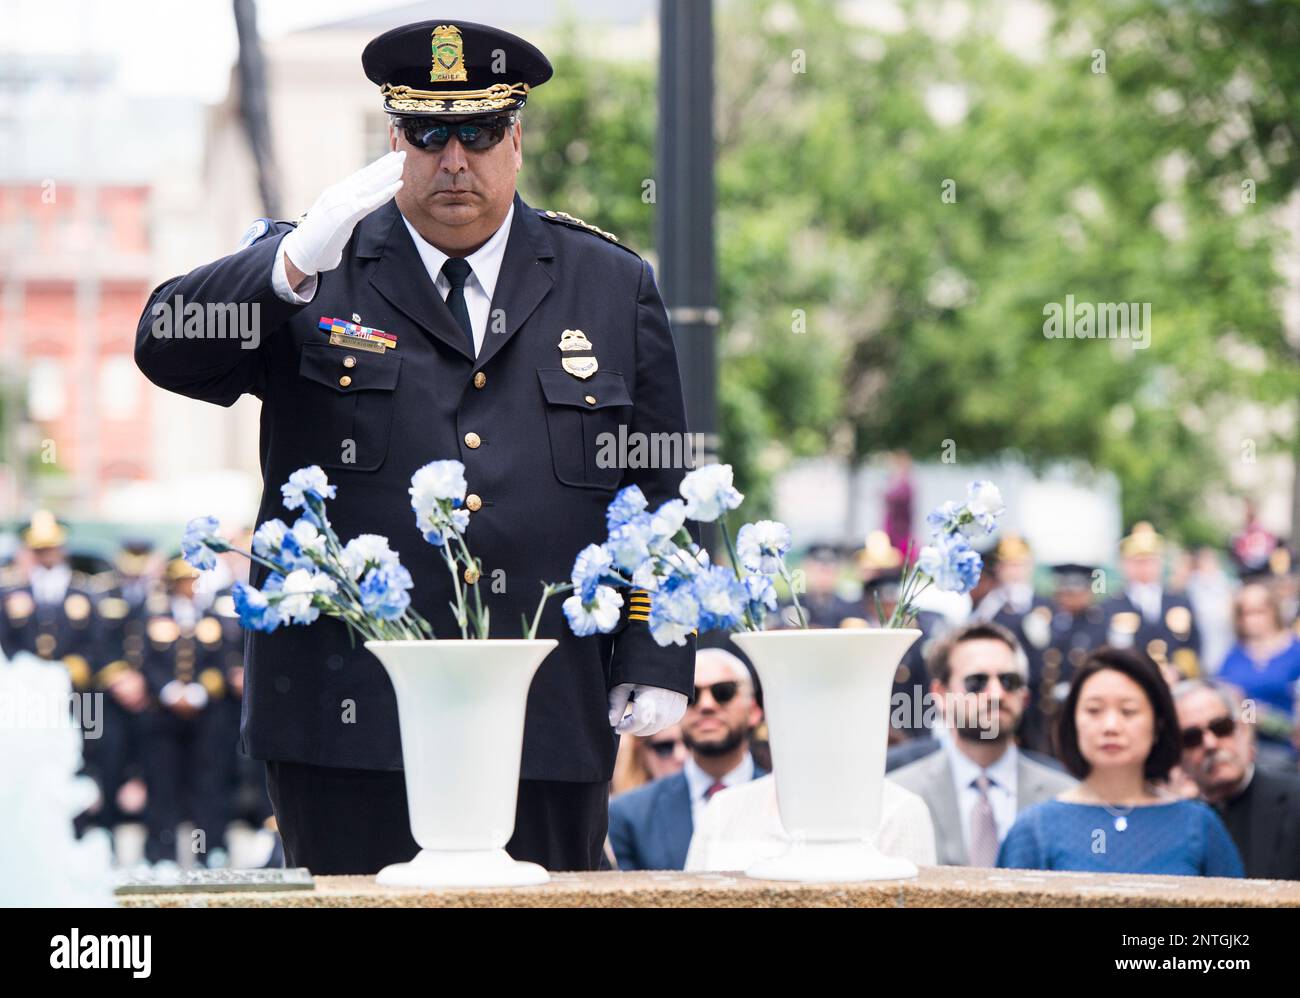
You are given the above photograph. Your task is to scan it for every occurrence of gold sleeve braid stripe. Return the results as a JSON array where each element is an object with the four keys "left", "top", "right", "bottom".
[{"left": 628, "top": 587, "right": 651, "bottom": 622}]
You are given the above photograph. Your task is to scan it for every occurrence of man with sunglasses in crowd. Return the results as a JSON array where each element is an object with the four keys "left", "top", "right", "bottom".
[
  {"left": 135, "top": 19, "right": 695, "bottom": 875},
  {"left": 892, "top": 622, "right": 1075, "bottom": 865},
  {"left": 1174, "top": 679, "right": 1300, "bottom": 879},
  {"left": 608, "top": 649, "right": 766, "bottom": 870}
]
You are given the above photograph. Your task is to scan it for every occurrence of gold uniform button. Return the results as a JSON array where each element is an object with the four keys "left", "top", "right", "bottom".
[
  {"left": 343, "top": 356, "right": 357, "bottom": 369},
  {"left": 584, "top": 395, "right": 597, "bottom": 405},
  {"left": 473, "top": 372, "right": 487, "bottom": 389},
  {"left": 339, "top": 375, "right": 352, "bottom": 387},
  {"left": 465, "top": 494, "right": 482, "bottom": 511},
  {"left": 464, "top": 432, "right": 481, "bottom": 449}
]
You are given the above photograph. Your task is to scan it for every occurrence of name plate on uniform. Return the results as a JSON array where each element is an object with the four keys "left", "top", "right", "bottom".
[
  {"left": 329, "top": 331, "right": 387, "bottom": 354},
  {"left": 319, "top": 316, "right": 396, "bottom": 352},
  {"left": 113, "top": 867, "right": 315, "bottom": 895}
]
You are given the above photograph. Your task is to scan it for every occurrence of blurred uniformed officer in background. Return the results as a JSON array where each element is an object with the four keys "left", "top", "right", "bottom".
[
  {"left": 139, "top": 558, "right": 234, "bottom": 868},
  {"left": 89, "top": 539, "right": 162, "bottom": 836},
  {"left": 798, "top": 543, "right": 856, "bottom": 628},
  {"left": 134, "top": 19, "right": 694, "bottom": 873},
  {"left": 839, "top": 531, "right": 948, "bottom": 742},
  {"left": 1019, "top": 563, "right": 1110, "bottom": 754},
  {"left": 1103, "top": 521, "right": 1201, "bottom": 679},
  {"left": 0, "top": 511, "right": 98, "bottom": 691},
  {"left": 972, "top": 535, "right": 1054, "bottom": 749}
]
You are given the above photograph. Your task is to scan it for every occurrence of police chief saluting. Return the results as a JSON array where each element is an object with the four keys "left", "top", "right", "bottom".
[{"left": 135, "top": 19, "right": 695, "bottom": 874}]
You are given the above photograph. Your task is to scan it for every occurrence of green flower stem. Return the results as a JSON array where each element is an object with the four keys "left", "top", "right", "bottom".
[
  {"left": 441, "top": 543, "right": 469, "bottom": 639},
  {"left": 526, "top": 581, "right": 574, "bottom": 639},
  {"left": 777, "top": 559, "right": 808, "bottom": 629},
  {"left": 718, "top": 514, "right": 742, "bottom": 580},
  {"left": 449, "top": 527, "right": 488, "bottom": 639}
]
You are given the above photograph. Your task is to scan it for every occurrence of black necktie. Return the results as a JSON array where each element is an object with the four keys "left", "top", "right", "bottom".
[{"left": 441, "top": 257, "right": 474, "bottom": 354}]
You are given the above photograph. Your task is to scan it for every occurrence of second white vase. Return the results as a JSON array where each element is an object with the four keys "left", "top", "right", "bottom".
[
  {"left": 363, "top": 638, "right": 557, "bottom": 888},
  {"left": 731, "top": 627, "right": 922, "bottom": 882}
]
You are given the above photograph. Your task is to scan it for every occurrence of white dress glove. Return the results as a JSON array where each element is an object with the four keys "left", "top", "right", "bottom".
[
  {"left": 608, "top": 683, "right": 688, "bottom": 736},
  {"left": 280, "top": 150, "right": 406, "bottom": 277}
]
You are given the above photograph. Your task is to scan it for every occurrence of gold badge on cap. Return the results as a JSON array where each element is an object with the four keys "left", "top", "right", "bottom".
[
  {"left": 430, "top": 25, "right": 468, "bottom": 83},
  {"left": 559, "top": 329, "right": 599, "bottom": 380}
]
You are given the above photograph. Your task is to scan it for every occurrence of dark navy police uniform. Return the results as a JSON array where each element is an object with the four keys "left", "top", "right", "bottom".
[{"left": 133, "top": 23, "right": 694, "bottom": 874}]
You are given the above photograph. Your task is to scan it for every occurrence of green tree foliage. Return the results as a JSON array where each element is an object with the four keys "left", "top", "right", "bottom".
[{"left": 522, "top": 0, "right": 1300, "bottom": 541}]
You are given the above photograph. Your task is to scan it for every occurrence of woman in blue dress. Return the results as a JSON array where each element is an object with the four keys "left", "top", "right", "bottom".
[
  {"left": 1216, "top": 582, "right": 1300, "bottom": 765},
  {"left": 998, "top": 647, "right": 1244, "bottom": 877}
]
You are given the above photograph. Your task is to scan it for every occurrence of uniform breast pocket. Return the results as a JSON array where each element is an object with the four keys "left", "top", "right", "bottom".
[
  {"left": 537, "top": 368, "right": 633, "bottom": 491},
  {"left": 295, "top": 343, "right": 402, "bottom": 472}
]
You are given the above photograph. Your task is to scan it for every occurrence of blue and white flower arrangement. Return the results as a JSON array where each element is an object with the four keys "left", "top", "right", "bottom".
[
  {"left": 557, "top": 469, "right": 1006, "bottom": 643},
  {"left": 182, "top": 466, "right": 433, "bottom": 642},
  {"left": 886, "top": 479, "right": 1006, "bottom": 626},
  {"left": 558, "top": 463, "right": 800, "bottom": 646},
  {"left": 182, "top": 462, "right": 568, "bottom": 642},
  {"left": 181, "top": 460, "right": 1004, "bottom": 646}
]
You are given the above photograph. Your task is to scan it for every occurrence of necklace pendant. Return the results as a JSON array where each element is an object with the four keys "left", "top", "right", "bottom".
[{"left": 1114, "top": 816, "right": 1128, "bottom": 832}]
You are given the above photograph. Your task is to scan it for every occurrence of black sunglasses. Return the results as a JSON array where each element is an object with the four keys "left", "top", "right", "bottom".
[
  {"left": 398, "top": 116, "right": 514, "bottom": 152},
  {"left": 647, "top": 737, "right": 683, "bottom": 759},
  {"left": 962, "top": 672, "right": 1026, "bottom": 694},
  {"left": 1181, "top": 716, "right": 1235, "bottom": 750},
  {"left": 693, "top": 681, "right": 740, "bottom": 706}
]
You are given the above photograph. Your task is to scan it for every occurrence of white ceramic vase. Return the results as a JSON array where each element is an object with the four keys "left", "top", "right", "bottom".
[
  {"left": 363, "top": 638, "right": 557, "bottom": 888},
  {"left": 730, "top": 627, "right": 922, "bottom": 882}
]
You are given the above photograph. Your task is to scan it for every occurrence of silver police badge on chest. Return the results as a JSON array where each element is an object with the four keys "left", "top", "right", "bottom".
[{"left": 558, "top": 329, "right": 598, "bottom": 379}]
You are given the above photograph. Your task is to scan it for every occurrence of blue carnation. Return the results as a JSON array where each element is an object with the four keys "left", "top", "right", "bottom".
[
  {"left": 181, "top": 515, "right": 223, "bottom": 572},
  {"left": 607, "top": 514, "right": 653, "bottom": 573},
  {"left": 571, "top": 543, "right": 622, "bottom": 602},
  {"left": 281, "top": 466, "right": 337, "bottom": 513},
  {"left": 359, "top": 563, "right": 413, "bottom": 621},
  {"left": 649, "top": 575, "right": 701, "bottom": 647},
  {"left": 232, "top": 581, "right": 280, "bottom": 633},
  {"left": 606, "top": 485, "right": 649, "bottom": 532},
  {"left": 917, "top": 533, "right": 983, "bottom": 594},
  {"left": 692, "top": 565, "right": 748, "bottom": 631}
]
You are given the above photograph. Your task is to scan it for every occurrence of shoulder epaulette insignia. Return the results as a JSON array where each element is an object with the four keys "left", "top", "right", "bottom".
[
  {"left": 237, "top": 217, "right": 298, "bottom": 252},
  {"left": 538, "top": 208, "right": 623, "bottom": 246},
  {"left": 236, "top": 218, "right": 272, "bottom": 251}
]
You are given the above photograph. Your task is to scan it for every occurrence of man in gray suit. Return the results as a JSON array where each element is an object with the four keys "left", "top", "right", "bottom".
[{"left": 893, "top": 621, "right": 1075, "bottom": 866}]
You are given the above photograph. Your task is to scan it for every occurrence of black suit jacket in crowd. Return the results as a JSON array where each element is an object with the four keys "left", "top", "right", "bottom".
[
  {"left": 1219, "top": 766, "right": 1300, "bottom": 881},
  {"left": 134, "top": 193, "right": 696, "bottom": 782}
]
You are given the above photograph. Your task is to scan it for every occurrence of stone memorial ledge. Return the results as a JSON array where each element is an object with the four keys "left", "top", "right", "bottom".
[{"left": 117, "top": 865, "right": 1300, "bottom": 908}]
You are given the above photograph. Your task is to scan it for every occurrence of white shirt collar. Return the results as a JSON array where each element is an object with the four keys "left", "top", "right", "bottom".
[
  {"left": 944, "top": 736, "right": 1019, "bottom": 797},
  {"left": 30, "top": 564, "right": 72, "bottom": 605},
  {"left": 684, "top": 752, "right": 755, "bottom": 802},
  {"left": 400, "top": 200, "right": 514, "bottom": 301}
]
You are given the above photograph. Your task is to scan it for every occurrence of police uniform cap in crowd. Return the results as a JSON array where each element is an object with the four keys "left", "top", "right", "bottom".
[
  {"left": 165, "top": 557, "right": 199, "bottom": 583},
  {"left": 1120, "top": 520, "right": 1164, "bottom": 558},
  {"left": 862, "top": 567, "right": 903, "bottom": 601},
  {"left": 996, "top": 532, "right": 1031, "bottom": 563},
  {"left": 805, "top": 543, "right": 842, "bottom": 564},
  {"left": 115, "top": 537, "right": 155, "bottom": 576},
  {"left": 362, "top": 19, "right": 553, "bottom": 117},
  {"left": 1051, "top": 563, "right": 1095, "bottom": 589},
  {"left": 22, "top": 509, "right": 67, "bottom": 550},
  {"left": 855, "top": 530, "right": 903, "bottom": 572}
]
